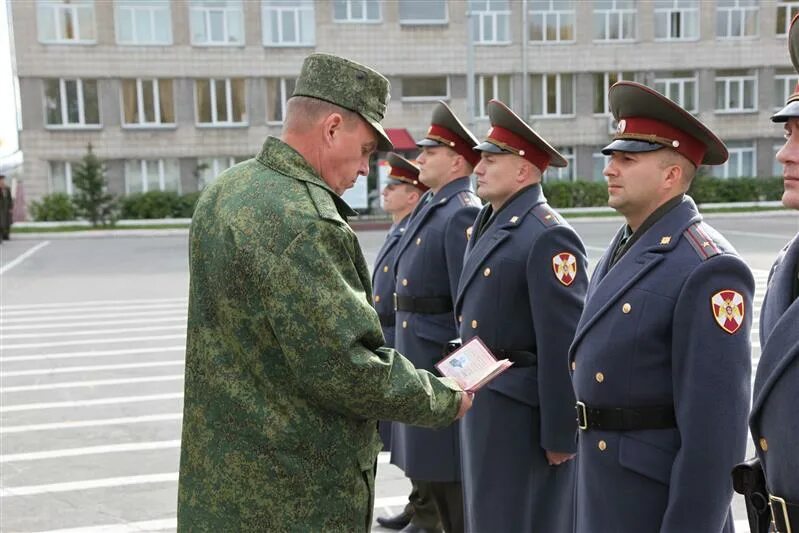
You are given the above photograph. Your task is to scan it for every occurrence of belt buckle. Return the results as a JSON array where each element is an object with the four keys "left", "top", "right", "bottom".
[
  {"left": 576, "top": 401, "right": 588, "bottom": 430},
  {"left": 770, "top": 494, "right": 792, "bottom": 533}
]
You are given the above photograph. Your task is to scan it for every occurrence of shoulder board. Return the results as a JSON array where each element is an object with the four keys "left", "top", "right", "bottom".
[
  {"left": 457, "top": 191, "right": 482, "bottom": 208},
  {"left": 531, "top": 204, "right": 562, "bottom": 228},
  {"left": 683, "top": 223, "right": 722, "bottom": 260}
]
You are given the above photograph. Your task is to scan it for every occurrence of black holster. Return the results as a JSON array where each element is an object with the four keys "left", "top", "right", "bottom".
[{"left": 732, "top": 457, "right": 770, "bottom": 533}]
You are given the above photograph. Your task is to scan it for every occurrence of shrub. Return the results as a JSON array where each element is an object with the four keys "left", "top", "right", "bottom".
[
  {"left": 30, "top": 193, "right": 77, "bottom": 221},
  {"left": 543, "top": 180, "right": 608, "bottom": 208},
  {"left": 120, "top": 191, "right": 201, "bottom": 219}
]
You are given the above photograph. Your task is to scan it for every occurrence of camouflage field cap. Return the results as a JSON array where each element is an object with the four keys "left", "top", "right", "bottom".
[
  {"left": 474, "top": 99, "right": 567, "bottom": 172},
  {"left": 773, "top": 13, "right": 799, "bottom": 122},
  {"left": 386, "top": 152, "right": 428, "bottom": 192},
  {"left": 292, "top": 53, "right": 393, "bottom": 151},
  {"left": 602, "top": 81, "right": 728, "bottom": 166},
  {"left": 416, "top": 101, "right": 480, "bottom": 167}
]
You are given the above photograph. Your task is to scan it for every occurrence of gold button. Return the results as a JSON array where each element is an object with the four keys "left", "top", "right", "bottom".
[
  {"left": 383, "top": 265, "right": 388, "bottom": 272},
  {"left": 571, "top": 361, "right": 576, "bottom": 371},
  {"left": 483, "top": 267, "right": 491, "bottom": 277},
  {"left": 759, "top": 437, "right": 768, "bottom": 451},
  {"left": 402, "top": 279, "right": 408, "bottom": 286},
  {"left": 416, "top": 237, "right": 422, "bottom": 245},
  {"left": 374, "top": 295, "right": 380, "bottom": 303},
  {"left": 471, "top": 319, "right": 478, "bottom": 329},
  {"left": 622, "top": 303, "right": 631, "bottom": 314},
  {"left": 598, "top": 440, "right": 607, "bottom": 451},
  {"left": 595, "top": 372, "right": 604, "bottom": 383},
  {"left": 458, "top": 315, "right": 463, "bottom": 323},
  {"left": 402, "top": 320, "right": 408, "bottom": 328}
]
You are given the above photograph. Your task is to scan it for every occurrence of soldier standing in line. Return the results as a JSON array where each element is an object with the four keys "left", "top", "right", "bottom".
[
  {"left": 0, "top": 174, "right": 13, "bottom": 241},
  {"left": 456, "top": 99, "right": 587, "bottom": 533},
  {"left": 372, "top": 153, "right": 433, "bottom": 531},
  {"left": 570, "top": 81, "right": 754, "bottom": 533},
  {"left": 389, "top": 101, "right": 482, "bottom": 533}
]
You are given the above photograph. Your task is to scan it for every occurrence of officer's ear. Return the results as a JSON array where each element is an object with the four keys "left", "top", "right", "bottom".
[{"left": 322, "top": 112, "right": 347, "bottom": 147}]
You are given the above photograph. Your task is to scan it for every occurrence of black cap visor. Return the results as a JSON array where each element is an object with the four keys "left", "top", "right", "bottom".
[
  {"left": 416, "top": 138, "right": 444, "bottom": 148},
  {"left": 474, "top": 140, "right": 511, "bottom": 154},
  {"left": 601, "top": 139, "right": 666, "bottom": 156}
]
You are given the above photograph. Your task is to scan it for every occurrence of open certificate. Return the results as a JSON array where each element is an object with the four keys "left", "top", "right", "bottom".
[{"left": 435, "top": 337, "right": 513, "bottom": 392}]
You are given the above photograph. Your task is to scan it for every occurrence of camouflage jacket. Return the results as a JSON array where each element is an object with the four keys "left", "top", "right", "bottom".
[{"left": 177, "top": 137, "right": 461, "bottom": 532}]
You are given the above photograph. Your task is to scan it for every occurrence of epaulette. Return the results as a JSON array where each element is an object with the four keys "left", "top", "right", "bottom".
[
  {"left": 458, "top": 191, "right": 482, "bottom": 208},
  {"left": 683, "top": 223, "right": 722, "bottom": 260},
  {"left": 531, "top": 204, "right": 561, "bottom": 228}
]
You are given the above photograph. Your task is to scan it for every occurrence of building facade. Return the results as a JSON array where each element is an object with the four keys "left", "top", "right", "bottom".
[{"left": 8, "top": 0, "right": 796, "bottom": 209}]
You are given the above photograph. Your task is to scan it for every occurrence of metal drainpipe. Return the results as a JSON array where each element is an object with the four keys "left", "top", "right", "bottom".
[{"left": 522, "top": 0, "right": 529, "bottom": 120}]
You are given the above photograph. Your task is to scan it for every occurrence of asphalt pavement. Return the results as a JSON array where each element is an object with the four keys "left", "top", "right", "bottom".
[{"left": 0, "top": 211, "right": 796, "bottom": 532}]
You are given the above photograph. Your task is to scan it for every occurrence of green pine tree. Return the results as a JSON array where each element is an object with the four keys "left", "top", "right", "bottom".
[{"left": 72, "top": 143, "right": 118, "bottom": 227}]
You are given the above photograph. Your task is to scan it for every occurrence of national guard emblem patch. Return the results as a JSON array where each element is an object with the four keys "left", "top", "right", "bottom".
[
  {"left": 711, "top": 290, "right": 745, "bottom": 334},
  {"left": 552, "top": 253, "right": 577, "bottom": 286}
]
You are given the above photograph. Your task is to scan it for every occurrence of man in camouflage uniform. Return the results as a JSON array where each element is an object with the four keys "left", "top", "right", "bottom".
[{"left": 177, "top": 53, "right": 471, "bottom": 533}]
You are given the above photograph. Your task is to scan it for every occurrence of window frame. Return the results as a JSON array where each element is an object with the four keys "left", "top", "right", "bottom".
[
  {"left": 715, "top": 0, "right": 758, "bottom": 40},
  {"left": 401, "top": 76, "right": 451, "bottom": 102},
  {"left": 592, "top": 151, "right": 611, "bottom": 182},
  {"left": 266, "top": 77, "right": 296, "bottom": 124},
  {"left": 261, "top": 0, "right": 316, "bottom": 46},
  {"left": 593, "top": 0, "right": 637, "bottom": 43},
  {"left": 776, "top": 0, "right": 799, "bottom": 37},
  {"left": 654, "top": 0, "right": 700, "bottom": 42},
  {"left": 471, "top": 0, "right": 511, "bottom": 45},
  {"left": 197, "top": 156, "right": 238, "bottom": 188},
  {"left": 120, "top": 78, "right": 176, "bottom": 129},
  {"left": 712, "top": 142, "right": 756, "bottom": 178},
  {"left": 189, "top": 0, "right": 244, "bottom": 47},
  {"left": 773, "top": 142, "right": 785, "bottom": 177},
  {"left": 124, "top": 159, "right": 182, "bottom": 194},
  {"left": 398, "top": 0, "right": 449, "bottom": 26},
  {"left": 527, "top": 0, "right": 576, "bottom": 44},
  {"left": 475, "top": 74, "right": 512, "bottom": 118},
  {"left": 775, "top": 71, "right": 799, "bottom": 109},
  {"left": 114, "top": 0, "right": 173, "bottom": 45},
  {"left": 194, "top": 78, "right": 248, "bottom": 127},
  {"left": 37, "top": 0, "right": 97, "bottom": 44},
  {"left": 593, "top": 71, "right": 636, "bottom": 115},
  {"left": 43, "top": 78, "right": 102, "bottom": 129},
  {"left": 653, "top": 72, "right": 699, "bottom": 113},
  {"left": 543, "top": 146, "right": 575, "bottom": 182},
  {"left": 332, "top": 0, "right": 381, "bottom": 23},
  {"left": 715, "top": 72, "right": 758, "bottom": 114},
  {"left": 49, "top": 161, "right": 75, "bottom": 195},
  {"left": 530, "top": 73, "right": 575, "bottom": 118}
]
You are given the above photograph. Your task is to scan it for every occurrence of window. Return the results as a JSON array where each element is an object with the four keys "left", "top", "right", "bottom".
[
  {"left": 593, "top": 0, "right": 636, "bottom": 42},
  {"left": 716, "top": 0, "right": 758, "bottom": 39},
  {"left": 654, "top": 0, "right": 699, "bottom": 41},
  {"left": 190, "top": 0, "right": 243, "bottom": 45},
  {"left": 543, "top": 147, "right": 575, "bottom": 182},
  {"left": 594, "top": 72, "right": 635, "bottom": 114},
  {"left": 121, "top": 79, "right": 175, "bottom": 126},
  {"left": 37, "top": 0, "right": 96, "bottom": 43},
  {"left": 262, "top": 0, "right": 315, "bottom": 45},
  {"left": 470, "top": 0, "right": 510, "bottom": 44},
  {"left": 712, "top": 142, "right": 755, "bottom": 178},
  {"left": 115, "top": 0, "right": 172, "bottom": 44},
  {"left": 715, "top": 70, "right": 757, "bottom": 113},
  {"left": 654, "top": 71, "right": 698, "bottom": 112},
  {"left": 475, "top": 75, "right": 511, "bottom": 118},
  {"left": 402, "top": 77, "right": 449, "bottom": 101},
  {"left": 196, "top": 78, "right": 247, "bottom": 125},
  {"left": 777, "top": 0, "right": 799, "bottom": 36},
  {"left": 774, "top": 143, "right": 785, "bottom": 177},
  {"left": 125, "top": 159, "right": 181, "bottom": 193},
  {"left": 44, "top": 79, "right": 100, "bottom": 127},
  {"left": 399, "top": 0, "right": 447, "bottom": 24},
  {"left": 197, "top": 157, "right": 245, "bottom": 188},
  {"left": 592, "top": 151, "right": 610, "bottom": 182},
  {"left": 775, "top": 69, "right": 799, "bottom": 109},
  {"left": 266, "top": 77, "right": 296, "bottom": 123},
  {"left": 333, "top": 0, "right": 380, "bottom": 22},
  {"left": 530, "top": 73, "right": 574, "bottom": 117},
  {"left": 528, "top": 0, "right": 575, "bottom": 42},
  {"left": 49, "top": 161, "right": 75, "bottom": 195}
]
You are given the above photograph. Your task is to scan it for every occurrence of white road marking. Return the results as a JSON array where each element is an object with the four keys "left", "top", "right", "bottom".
[
  {"left": 0, "top": 392, "right": 183, "bottom": 413},
  {"left": 1, "top": 374, "right": 184, "bottom": 393},
  {"left": 1, "top": 297, "right": 186, "bottom": 311},
  {"left": 0, "top": 413, "right": 182, "bottom": 434},
  {"left": 0, "top": 316, "right": 186, "bottom": 331},
  {"left": 31, "top": 518, "right": 177, "bottom": 533},
  {"left": 724, "top": 230, "right": 796, "bottom": 240},
  {"left": 0, "top": 308, "right": 186, "bottom": 325},
  {"left": 2, "top": 302, "right": 188, "bottom": 319},
  {"left": 0, "top": 346, "right": 185, "bottom": 363},
  {"left": 0, "top": 360, "right": 184, "bottom": 378},
  {"left": 1, "top": 324, "right": 186, "bottom": 340},
  {"left": 0, "top": 473, "right": 179, "bottom": 497},
  {"left": 0, "top": 440, "right": 181, "bottom": 463},
  {"left": 0, "top": 241, "right": 51, "bottom": 276},
  {"left": 2, "top": 334, "right": 186, "bottom": 350}
]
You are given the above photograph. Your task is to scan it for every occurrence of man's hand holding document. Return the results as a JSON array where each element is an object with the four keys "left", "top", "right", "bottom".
[{"left": 435, "top": 337, "right": 513, "bottom": 393}]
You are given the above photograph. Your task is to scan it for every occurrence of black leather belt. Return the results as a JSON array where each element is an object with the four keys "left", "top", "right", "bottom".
[
  {"left": 378, "top": 314, "right": 395, "bottom": 327},
  {"left": 770, "top": 494, "right": 799, "bottom": 533},
  {"left": 576, "top": 401, "right": 677, "bottom": 431},
  {"left": 394, "top": 293, "right": 453, "bottom": 315}
]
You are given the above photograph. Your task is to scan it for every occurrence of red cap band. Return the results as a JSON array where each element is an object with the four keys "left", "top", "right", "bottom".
[
  {"left": 426, "top": 124, "right": 480, "bottom": 167},
  {"left": 616, "top": 117, "right": 706, "bottom": 167},
  {"left": 486, "top": 126, "right": 551, "bottom": 172}
]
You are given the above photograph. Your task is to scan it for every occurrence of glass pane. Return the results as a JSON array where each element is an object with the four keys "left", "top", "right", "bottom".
[
  {"left": 482, "top": 13, "right": 493, "bottom": 41},
  {"left": 531, "top": 75, "right": 543, "bottom": 115},
  {"left": 670, "top": 11, "right": 681, "bottom": 37},
  {"left": 154, "top": 8, "right": 171, "bottom": 42},
  {"left": 117, "top": 8, "right": 134, "bottom": 42},
  {"left": 300, "top": 8, "right": 314, "bottom": 43},
  {"left": 594, "top": 74, "right": 605, "bottom": 114},
  {"left": 122, "top": 79, "right": 138, "bottom": 124},
  {"left": 64, "top": 80, "right": 80, "bottom": 124},
  {"left": 744, "top": 80, "right": 755, "bottom": 109},
  {"left": 191, "top": 10, "right": 207, "bottom": 42},
  {"left": 730, "top": 9, "right": 742, "bottom": 37},
  {"left": 715, "top": 81, "right": 726, "bottom": 110},
  {"left": 352, "top": 0, "right": 363, "bottom": 19},
  {"left": 51, "top": 162, "right": 67, "bottom": 193},
  {"left": 777, "top": 6, "right": 787, "bottom": 35},
  {"left": 333, "top": 0, "right": 347, "bottom": 20},
  {"left": 367, "top": 0, "right": 380, "bottom": 20},
  {"left": 716, "top": 11, "right": 726, "bottom": 37},
  {"left": 146, "top": 160, "right": 161, "bottom": 191},
  {"left": 38, "top": 4, "right": 56, "bottom": 41},
  {"left": 135, "top": 9, "right": 152, "bottom": 42},
  {"left": 742, "top": 151, "right": 753, "bottom": 176},
  {"left": 622, "top": 12, "right": 635, "bottom": 39},
  {"left": 594, "top": 12, "right": 605, "bottom": 39},
  {"left": 196, "top": 79, "right": 212, "bottom": 122},
  {"left": 266, "top": 78, "right": 281, "bottom": 122},
  {"left": 162, "top": 160, "right": 180, "bottom": 191},
  {"left": 561, "top": 74, "right": 574, "bottom": 114},
  {"left": 744, "top": 9, "right": 758, "bottom": 36},
  {"left": 685, "top": 81, "right": 696, "bottom": 111},
  {"left": 209, "top": 10, "right": 224, "bottom": 41},
  {"left": 62, "top": 8, "right": 76, "bottom": 40},
  {"left": 227, "top": 9, "right": 243, "bottom": 43},
  {"left": 281, "top": 10, "right": 296, "bottom": 42},
  {"left": 140, "top": 80, "right": 154, "bottom": 123},
  {"left": 684, "top": 10, "right": 698, "bottom": 38},
  {"left": 285, "top": 78, "right": 296, "bottom": 98},
  {"left": 78, "top": 6, "right": 95, "bottom": 40},
  {"left": 158, "top": 79, "right": 175, "bottom": 123},
  {"left": 497, "top": 75, "right": 511, "bottom": 102},
  {"left": 559, "top": 13, "right": 574, "bottom": 40},
  {"left": 497, "top": 13, "right": 509, "bottom": 40},
  {"left": 399, "top": 0, "right": 446, "bottom": 21},
  {"left": 545, "top": 75, "right": 557, "bottom": 114},
  {"left": 125, "top": 160, "right": 144, "bottom": 193},
  {"left": 231, "top": 79, "right": 246, "bottom": 122},
  {"left": 403, "top": 77, "right": 448, "bottom": 98},
  {"left": 215, "top": 79, "right": 228, "bottom": 122},
  {"left": 729, "top": 80, "right": 741, "bottom": 109},
  {"left": 608, "top": 12, "right": 620, "bottom": 39},
  {"left": 530, "top": 14, "right": 543, "bottom": 40},
  {"left": 654, "top": 12, "right": 666, "bottom": 38},
  {"left": 45, "top": 80, "right": 63, "bottom": 125},
  {"left": 83, "top": 80, "right": 99, "bottom": 124}
]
